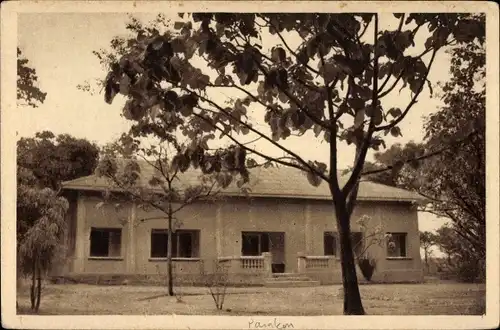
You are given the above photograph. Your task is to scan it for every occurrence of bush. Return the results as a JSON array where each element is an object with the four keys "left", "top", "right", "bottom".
[
  {"left": 456, "top": 258, "right": 485, "bottom": 283},
  {"left": 358, "top": 256, "right": 377, "bottom": 281},
  {"left": 457, "top": 263, "right": 477, "bottom": 282},
  {"left": 202, "top": 261, "right": 229, "bottom": 310}
]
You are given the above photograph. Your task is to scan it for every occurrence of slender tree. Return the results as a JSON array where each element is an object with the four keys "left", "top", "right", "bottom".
[
  {"left": 419, "top": 231, "right": 437, "bottom": 274},
  {"left": 96, "top": 133, "right": 247, "bottom": 296},
  {"left": 86, "top": 13, "right": 484, "bottom": 314},
  {"left": 17, "top": 177, "right": 68, "bottom": 312},
  {"left": 16, "top": 132, "right": 99, "bottom": 311}
]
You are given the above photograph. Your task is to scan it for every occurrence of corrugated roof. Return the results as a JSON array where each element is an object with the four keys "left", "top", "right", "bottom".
[{"left": 62, "top": 160, "right": 423, "bottom": 203}]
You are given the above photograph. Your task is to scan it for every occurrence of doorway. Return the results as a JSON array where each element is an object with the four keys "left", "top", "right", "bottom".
[{"left": 241, "top": 231, "right": 286, "bottom": 273}]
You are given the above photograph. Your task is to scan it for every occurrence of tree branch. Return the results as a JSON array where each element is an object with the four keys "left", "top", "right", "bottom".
[
  {"left": 346, "top": 180, "right": 360, "bottom": 216},
  {"left": 103, "top": 173, "right": 168, "bottom": 216},
  {"left": 186, "top": 86, "right": 330, "bottom": 182},
  {"left": 258, "top": 14, "right": 321, "bottom": 76},
  {"left": 360, "top": 130, "right": 479, "bottom": 177},
  {"left": 378, "top": 68, "right": 405, "bottom": 99},
  {"left": 246, "top": 156, "right": 297, "bottom": 168},
  {"left": 171, "top": 180, "right": 219, "bottom": 215},
  {"left": 317, "top": 43, "right": 341, "bottom": 194},
  {"left": 251, "top": 59, "right": 329, "bottom": 130},
  {"left": 377, "top": 14, "right": 405, "bottom": 94},
  {"left": 342, "top": 14, "right": 379, "bottom": 197},
  {"left": 192, "top": 111, "right": 313, "bottom": 174},
  {"left": 375, "top": 48, "right": 438, "bottom": 132},
  {"left": 136, "top": 151, "right": 176, "bottom": 197}
]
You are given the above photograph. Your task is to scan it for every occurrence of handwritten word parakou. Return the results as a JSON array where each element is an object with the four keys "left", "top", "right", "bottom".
[{"left": 248, "top": 318, "right": 294, "bottom": 329}]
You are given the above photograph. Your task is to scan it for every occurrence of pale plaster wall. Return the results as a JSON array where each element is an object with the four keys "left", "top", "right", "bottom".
[
  {"left": 133, "top": 201, "right": 217, "bottom": 275},
  {"left": 68, "top": 193, "right": 423, "bottom": 283}
]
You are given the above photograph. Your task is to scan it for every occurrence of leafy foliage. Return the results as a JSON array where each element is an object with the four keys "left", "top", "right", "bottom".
[
  {"left": 17, "top": 131, "right": 100, "bottom": 311},
  {"left": 364, "top": 16, "right": 485, "bottom": 279},
  {"left": 420, "top": 231, "right": 437, "bottom": 254},
  {"left": 435, "top": 224, "right": 484, "bottom": 282},
  {"left": 17, "top": 187, "right": 69, "bottom": 272},
  {"left": 419, "top": 231, "right": 437, "bottom": 273},
  {"left": 362, "top": 141, "right": 426, "bottom": 187},
  {"left": 88, "top": 12, "right": 484, "bottom": 315},
  {"left": 17, "top": 131, "right": 100, "bottom": 190},
  {"left": 17, "top": 48, "right": 47, "bottom": 107}
]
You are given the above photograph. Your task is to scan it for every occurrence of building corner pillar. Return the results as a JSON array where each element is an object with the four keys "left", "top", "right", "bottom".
[
  {"left": 73, "top": 192, "right": 87, "bottom": 273},
  {"left": 126, "top": 202, "right": 137, "bottom": 273},
  {"left": 215, "top": 203, "right": 223, "bottom": 258},
  {"left": 305, "top": 202, "right": 313, "bottom": 255}
]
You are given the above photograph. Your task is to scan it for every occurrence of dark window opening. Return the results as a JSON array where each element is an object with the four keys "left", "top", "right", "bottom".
[
  {"left": 89, "top": 228, "right": 122, "bottom": 257},
  {"left": 150, "top": 229, "right": 200, "bottom": 258},
  {"left": 324, "top": 232, "right": 337, "bottom": 256},
  {"left": 387, "top": 232, "right": 408, "bottom": 257},
  {"left": 241, "top": 232, "right": 270, "bottom": 256}
]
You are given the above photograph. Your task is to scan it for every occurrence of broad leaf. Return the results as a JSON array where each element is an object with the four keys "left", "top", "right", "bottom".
[
  {"left": 306, "top": 170, "right": 322, "bottom": 187},
  {"left": 390, "top": 126, "right": 402, "bottom": 137}
]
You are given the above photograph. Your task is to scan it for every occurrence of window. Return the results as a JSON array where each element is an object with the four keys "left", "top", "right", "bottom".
[
  {"left": 241, "top": 232, "right": 270, "bottom": 256},
  {"left": 387, "top": 233, "right": 407, "bottom": 257},
  {"left": 323, "top": 232, "right": 363, "bottom": 257},
  {"left": 89, "top": 228, "right": 122, "bottom": 257},
  {"left": 324, "top": 232, "right": 337, "bottom": 256},
  {"left": 150, "top": 229, "right": 200, "bottom": 258}
]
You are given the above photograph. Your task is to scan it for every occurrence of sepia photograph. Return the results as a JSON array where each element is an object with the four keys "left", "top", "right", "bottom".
[{"left": 1, "top": 1, "right": 499, "bottom": 329}]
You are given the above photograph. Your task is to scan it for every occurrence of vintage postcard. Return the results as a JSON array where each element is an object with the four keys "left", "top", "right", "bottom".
[{"left": 1, "top": 0, "right": 499, "bottom": 329}]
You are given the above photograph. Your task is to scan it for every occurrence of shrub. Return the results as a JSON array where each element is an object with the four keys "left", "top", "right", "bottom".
[
  {"left": 202, "top": 260, "right": 229, "bottom": 310},
  {"left": 358, "top": 256, "right": 377, "bottom": 281},
  {"left": 456, "top": 258, "right": 484, "bottom": 283}
]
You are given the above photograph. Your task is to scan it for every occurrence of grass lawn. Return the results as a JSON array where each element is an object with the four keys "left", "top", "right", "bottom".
[{"left": 16, "top": 281, "right": 485, "bottom": 316}]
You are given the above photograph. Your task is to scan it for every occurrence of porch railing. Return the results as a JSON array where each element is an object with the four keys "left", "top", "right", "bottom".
[
  {"left": 240, "top": 256, "right": 265, "bottom": 269},
  {"left": 297, "top": 253, "right": 338, "bottom": 272},
  {"left": 217, "top": 252, "right": 272, "bottom": 275}
]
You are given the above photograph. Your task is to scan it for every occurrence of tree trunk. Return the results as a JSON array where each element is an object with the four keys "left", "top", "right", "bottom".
[
  {"left": 30, "top": 258, "right": 36, "bottom": 310},
  {"left": 35, "top": 262, "right": 42, "bottom": 312},
  {"left": 424, "top": 249, "right": 429, "bottom": 274},
  {"left": 167, "top": 206, "right": 174, "bottom": 296},
  {"left": 336, "top": 204, "right": 365, "bottom": 315}
]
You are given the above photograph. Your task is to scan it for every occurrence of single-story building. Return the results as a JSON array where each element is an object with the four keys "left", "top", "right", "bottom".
[{"left": 56, "top": 162, "right": 424, "bottom": 286}]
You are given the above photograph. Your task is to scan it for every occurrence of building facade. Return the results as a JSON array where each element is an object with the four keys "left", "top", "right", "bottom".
[{"left": 58, "top": 166, "right": 424, "bottom": 285}]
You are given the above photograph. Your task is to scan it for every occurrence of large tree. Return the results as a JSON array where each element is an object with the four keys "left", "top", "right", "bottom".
[
  {"left": 362, "top": 22, "right": 485, "bottom": 281},
  {"left": 17, "top": 131, "right": 100, "bottom": 191},
  {"left": 88, "top": 13, "right": 484, "bottom": 314}
]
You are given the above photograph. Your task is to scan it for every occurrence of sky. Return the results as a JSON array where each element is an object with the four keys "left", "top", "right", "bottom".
[{"left": 16, "top": 12, "right": 449, "bottom": 249}]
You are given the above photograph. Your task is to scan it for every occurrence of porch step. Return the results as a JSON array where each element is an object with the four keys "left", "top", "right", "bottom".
[
  {"left": 264, "top": 279, "right": 321, "bottom": 287},
  {"left": 271, "top": 272, "right": 301, "bottom": 277},
  {"left": 265, "top": 273, "right": 320, "bottom": 287},
  {"left": 269, "top": 275, "right": 312, "bottom": 281}
]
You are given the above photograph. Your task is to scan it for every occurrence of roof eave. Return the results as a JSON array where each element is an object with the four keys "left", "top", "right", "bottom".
[{"left": 61, "top": 184, "right": 421, "bottom": 203}]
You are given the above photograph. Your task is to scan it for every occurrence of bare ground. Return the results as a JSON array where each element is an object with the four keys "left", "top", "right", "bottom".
[{"left": 16, "top": 281, "right": 485, "bottom": 316}]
